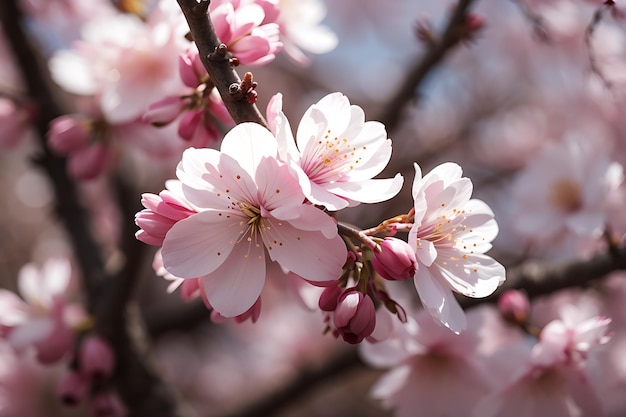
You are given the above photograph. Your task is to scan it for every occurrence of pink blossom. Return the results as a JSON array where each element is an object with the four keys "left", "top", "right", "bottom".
[
  {"left": 498, "top": 289, "right": 531, "bottom": 324},
  {"left": 0, "top": 259, "right": 78, "bottom": 364},
  {"left": 361, "top": 306, "right": 521, "bottom": 417},
  {"left": 158, "top": 122, "right": 346, "bottom": 317},
  {"left": 67, "top": 142, "right": 112, "bottom": 181},
  {"left": 333, "top": 289, "right": 376, "bottom": 344},
  {"left": 512, "top": 135, "right": 624, "bottom": 242},
  {"left": 209, "top": 0, "right": 282, "bottom": 66},
  {"left": 273, "top": 92, "right": 404, "bottom": 210},
  {"left": 372, "top": 237, "right": 417, "bottom": 281},
  {"left": 262, "top": 0, "right": 338, "bottom": 65},
  {"left": 474, "top": 313, "right": 612, "bottom": 417},
  {"left": 135, "top": 180, "right": 198, "bottom": 247},
  {"left": 152, "top": 250, "right": 201, "bottom": 299},
  {"left": 409, "top": 162, "right": 505, "bottom": 333}
]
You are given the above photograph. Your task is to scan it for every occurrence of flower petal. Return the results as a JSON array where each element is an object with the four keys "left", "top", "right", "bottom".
[
  {"left": 414, "top": 267, "right": 466, "bottom": 333},
  {"left": 162, "top": 210, "right": 245, "bottom": 278},
  {"left": 201, "top": 239, "right": 266, "bottom": 317}
]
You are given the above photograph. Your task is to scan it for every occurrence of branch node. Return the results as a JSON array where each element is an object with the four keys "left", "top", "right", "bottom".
[
  {"left": 208, "top": 43, "right": 229, "bottom": 62},
  {"left": 228, "top": 72, "right": 258, "bottom": 104}
]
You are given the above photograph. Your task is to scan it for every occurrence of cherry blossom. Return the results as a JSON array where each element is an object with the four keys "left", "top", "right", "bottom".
[
  {"left": 511, "top": 135, "right": 624, "bottom": 242},
  {"left": 0, "top": 258, "right": 81, "bottom": 364},
  {"left": 360, "top": 306, "right": 522, "bottom": 417},
  {"left": 474, "top": 312, "right": 612, "bottom": 417},
  {"left": 158, "top": 122, "right": 347, "bottom": 317},
  {"left": 409, "top": 162, "right": 505, "bottom": 333},
  {"left": 209, "top": 0, "right": 282, "bottom": 66},
  {"left": 273, "top": 92, "right": 404, "bottom": 210}
]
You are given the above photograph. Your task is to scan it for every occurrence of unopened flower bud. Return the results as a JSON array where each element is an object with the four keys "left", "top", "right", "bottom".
[
  {"left": 334, "top": 289, "right": 376, "bottom": 344},
  {"left": 498, "top": 289, "right": 530, "bottom": 324},
  {"left": 318, "top": 285, "right": 343, "bottom": 312},
  {"left": 79, "top": 335, "right": 115, "bottom": 381},
  {"left": 67, "top": 143, "right": 110, "bottom": 180},
  {"left": 372, "top": 237, "right": 417, "bottom": 281},
  {"left": 57, "top": 371, "right": 89, "bottom": 407},
  {"left": 47, "top": 115, "right": 90, "bottom": 154}
]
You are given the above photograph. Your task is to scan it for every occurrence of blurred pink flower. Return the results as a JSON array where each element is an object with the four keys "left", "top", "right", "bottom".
[
  {"left": 409, "top": 162, "right": 505, "bottom": 333},
  {"left": 273, "top": 92, "right": 403, "bottom": 210},
  {"left": 512, "top": 135, "right": 624, "bottom": 241},
  {"left": 361, "top": 306, "right": 521, "bottom": 417},
  {"left": 159, "top": 122, "right": 346, "bottom": 317},
  {"left": 474, "top": 312, "right": 612, "bottom": 417},
  {"left": 0, "top": 258, "right": 80, "bottom": 364}
]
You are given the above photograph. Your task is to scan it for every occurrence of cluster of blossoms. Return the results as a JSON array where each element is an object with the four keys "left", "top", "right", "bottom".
[
  {"left": 43, "top": 0, "right": 338, "bottom": 180},
  {"left": 360, "top": 289, "right": 613, "bottom": 417},
  {"left": 0, "top": 259, "right": 124, "bottom": 416},
  {"left": 136, "top": 91, "right": 506, "bottom": 342}
]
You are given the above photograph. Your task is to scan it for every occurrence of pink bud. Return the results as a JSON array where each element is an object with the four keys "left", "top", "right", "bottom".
[
  {"left": 57, "top": 371, "right": 90, "bottom": 407},
  {"left": 79, "top": 335, "right": 115, "bottom": 381},
  {"left": 177, "top": 108, "right": 203, "bottom": 141},
  {"left": 47, "top": 115, "right": 90, "bottom": 154},
  {"left": 334, "top": 290, "right": 376, "bottom": 344},
  {"left": 498, "top": 289, "right": 530, "bottom": 324},
  {"left": 88, "top": 391, "right": 126, "bottom": 417},
  {"left": 142, "top": 96, "right": 186, "bottom": 126},
  {"left": 371, "top": 237, "right": 417, "bottom": 281},
  {"left": 318, "top": 285, "right": 343, "bottom": 312},
  {"left": 67, "top": 142, "right": 111, "bottom": 180}
]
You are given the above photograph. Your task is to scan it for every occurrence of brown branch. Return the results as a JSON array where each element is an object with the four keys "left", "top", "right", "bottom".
[
  {"left": 585, "top": 2, "right": 615, "bottom": 89},
  {"left": 176, "top": 0, "right": 268, "bottom": 127},
  {"left": 378, "top": 0, "right": 480, "bottom": 132},
  {"left": 0, "top": 2, "right": 193, "bottom": 416}
]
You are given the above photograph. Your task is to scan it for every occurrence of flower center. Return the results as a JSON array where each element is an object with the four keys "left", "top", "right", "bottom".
[
  {"left": 548, "top": 179, "right": 582, "bottom": 213},
  {"left": 301, "top": 129, "right": 366, "bottom": 183},
  {"left": 238, "top": 201, "right": 262, "bottom": 234}
]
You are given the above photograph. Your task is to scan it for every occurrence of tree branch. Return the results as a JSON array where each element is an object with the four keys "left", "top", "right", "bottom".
[
  {"left": 176, "top": 0, "right": 268, "bottom": 127},
  {"left": 378, "top": 0, "right": 480, "bottom": 132},
  {"left": 0, "top": 2, "right": 193, "bottom": 416}
]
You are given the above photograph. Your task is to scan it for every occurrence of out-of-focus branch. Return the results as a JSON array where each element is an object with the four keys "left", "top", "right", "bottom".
[
  {"left": 176, "top": 0, "right": 268, "bottom": 127},
  {"left": 378, "top": 0, "right": 479, "bottom": 132},
  {"left": 0, "top": 0, "right": 107, "bottom": 312},
  {"left": 585, "top": 1, "right": 615, "bottom": 88},
  {"left": 0, "top": 2, "right": 193, "bottom": 416},
  {"left": 460, "top": 240, "right": 626, "bottom": 308}
]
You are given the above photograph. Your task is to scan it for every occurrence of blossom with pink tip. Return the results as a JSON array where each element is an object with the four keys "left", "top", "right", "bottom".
[
  {"left": 156, "top": 122, "right": 346, "bottom": 317},
  {"left": 333, "top": 289, "right": 376, "bottom": 344},
  {"left": 273, "top": 92, "right": 404, "bottom": 210},
  {"left": 135, "top": 180, "right": 198, "bottom": 247},
  {"left": 0, "top": 258, "right": 80, "bottom": 364},
  {"left": 209, "top": 0, "right": 282, "bottom": 66},
  {"left": 372, "top": 237, "right": 417, "bottom": 281},
  {"left": 409, "top": 162, "right": 505, "bottom": 333}
]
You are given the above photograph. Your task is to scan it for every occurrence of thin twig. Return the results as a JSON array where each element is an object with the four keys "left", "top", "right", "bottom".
[
  {"left": 378, "top": 0, "right": 479, "bottom": 132},
  {"left": 176, "top": 0, "right": 268, "bottom": 127}
]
